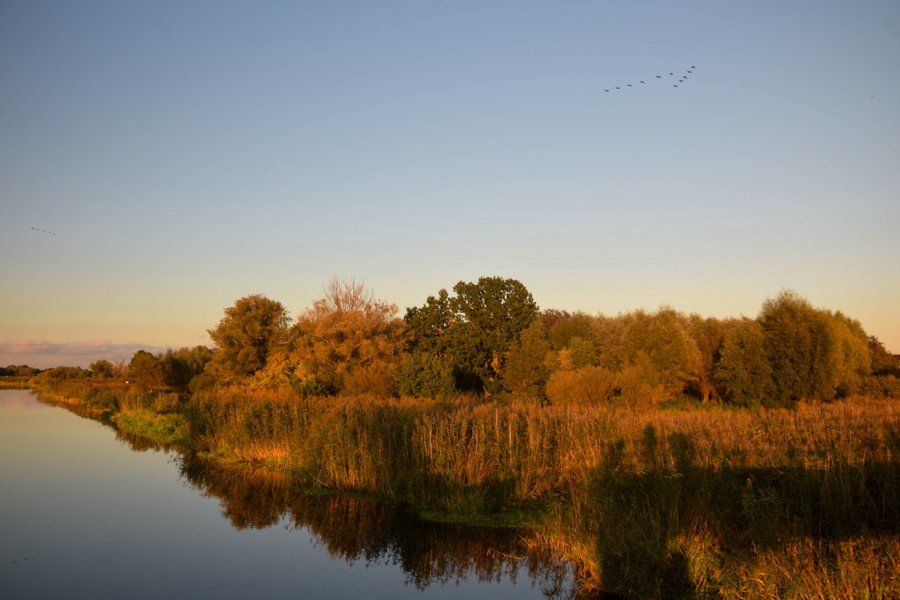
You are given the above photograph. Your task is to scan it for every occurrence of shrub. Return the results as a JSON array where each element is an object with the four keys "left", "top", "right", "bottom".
[{"left": 546, "top": 366, "right": 616, "bottom": 406}]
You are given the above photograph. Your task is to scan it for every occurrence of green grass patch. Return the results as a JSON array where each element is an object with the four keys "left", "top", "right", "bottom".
[{"left": 111, "top": 409, "right": 188, "bottom": 446}]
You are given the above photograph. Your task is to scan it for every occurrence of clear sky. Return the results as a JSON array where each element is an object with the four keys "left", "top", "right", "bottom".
[{"left": 2, "top": 1, "right": 898, "bottom": 368}]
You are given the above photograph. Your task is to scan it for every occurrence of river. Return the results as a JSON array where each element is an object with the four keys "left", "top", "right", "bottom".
[{"left": 0, "top": 390, "right": 580, "bottom": 599}]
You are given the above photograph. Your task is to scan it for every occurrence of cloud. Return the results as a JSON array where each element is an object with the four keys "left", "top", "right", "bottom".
[{"left": 0, "top": 339, "right": 166, "bottom": 368}]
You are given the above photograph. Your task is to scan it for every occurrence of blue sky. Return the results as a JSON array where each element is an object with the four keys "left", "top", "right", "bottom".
[{"left": 2, "top": 1, "right": 899, "bottom": 367}]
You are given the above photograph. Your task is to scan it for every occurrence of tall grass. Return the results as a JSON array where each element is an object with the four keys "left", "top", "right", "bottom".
[
  {"left": 187, "top": 390, "right": 899, "bottom": 509},
  {"left": 27, "top": 378, "right": 900, "bottom": 598}
]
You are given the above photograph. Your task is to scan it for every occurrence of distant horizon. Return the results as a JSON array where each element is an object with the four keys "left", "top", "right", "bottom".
[{"left": 3, "top": 284, "right": 897, "bottom": 370}]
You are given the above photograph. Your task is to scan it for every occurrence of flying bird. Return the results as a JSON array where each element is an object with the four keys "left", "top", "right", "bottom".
[{"left": 603, "top": 65, "right": 697, "bottom": 97}]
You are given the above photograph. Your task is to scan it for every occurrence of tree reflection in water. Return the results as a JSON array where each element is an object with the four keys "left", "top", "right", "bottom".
[
  {"left": 177, "top": 453, "right": 591, "bottom": 599},
  {"left": 51, "top": 402, "right": 592, "bottom": 597}
]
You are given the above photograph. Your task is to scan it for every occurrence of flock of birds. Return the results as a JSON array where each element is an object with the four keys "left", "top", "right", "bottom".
[
  {"left": 604, "top": 65, "right": 696, "bottom": 92},
  {"left": 30, "top": 226, "right": 56, "bottom": 235}
]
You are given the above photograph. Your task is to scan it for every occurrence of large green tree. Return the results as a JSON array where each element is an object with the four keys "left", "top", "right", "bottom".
[
  {"left": 207, "top": 294, "right": 291, "bottom": 379},
  {"left": 757, "top": 291, "right": 867, "bottom": 404},
  {"left": 405, "top": 276, "right": 539, "bottom": 395}
]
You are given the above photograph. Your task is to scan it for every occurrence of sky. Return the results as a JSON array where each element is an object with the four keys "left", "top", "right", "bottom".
[{"left": 1, "top": 1, "right": 898, "bottom": 368}]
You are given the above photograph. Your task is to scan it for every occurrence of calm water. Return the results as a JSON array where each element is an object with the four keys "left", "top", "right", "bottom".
[{"left": 0, "top": 390, "right": 578, "bottom": 599}]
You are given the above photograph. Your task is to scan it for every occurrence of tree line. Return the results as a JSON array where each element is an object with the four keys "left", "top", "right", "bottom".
[{"left": 25, "top": 277, "right": 900, "bottom": 407}]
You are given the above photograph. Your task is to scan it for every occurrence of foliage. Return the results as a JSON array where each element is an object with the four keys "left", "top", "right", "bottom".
[
  {"left": 687, "top": 314, "right": 726, "bottom": 402},
  {"left": 161, "top": 346, "right": 213, "bottom": 391},
  {"left": 828, "top": 311, "right": 871, "bottom": 397},
  {"left": 603, "top": 308, "right": 702, "bottom": 401},
  {"left": 545, "top": 365, "right": 616, "bottom": 406},
  {"left": 89, "top": 359, "right": 117, "bottom": 378},
  {"left": 546, "top": 311, "right": 596, "bottom": 351},
  {"left": 29, "top": 371, "right": 900, "bottom": 599},
  {"left": 128, "top": 350, "right": 165, "bottom": 391},
  {"left": 759, "top": 291, "right": 874, "bottom": 405},
  {"left": 34, "top": 366, "right": 90, "bottom": 380},
  {"left": 290, "top": 279, "right": 407, "bottom": 397},
  {"left": 501, "top": 319, "right": 551, "bottom": 400},
  {"left": 397, "top": 350, "right": 456, "bottom": 399},
  {"left": 715, "top": 318, "right": 774, "bottom": 407},
  {"left": 870, "top": 336, "right": 900, "bottom": 377},
  {"left": 207, "top": 294, "right": 291, "bottom": 379},
  {"left": 1, "top": 364, "right": 41, "bottom": 377},
  {"left": 111, "top": 408, "right": 188, "bottom": 446},
  {"left": 405, "top": 277, "right": 538, "bottom": 395}
]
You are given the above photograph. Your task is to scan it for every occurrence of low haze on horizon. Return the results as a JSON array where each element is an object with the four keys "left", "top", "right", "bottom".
[{"left": 2, "top": 1, "right": 899, "bottom": 369}]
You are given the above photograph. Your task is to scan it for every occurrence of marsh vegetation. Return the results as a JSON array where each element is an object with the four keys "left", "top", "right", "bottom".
[{"left": 17, "top": 277, "right": 900, "bottom": 598}]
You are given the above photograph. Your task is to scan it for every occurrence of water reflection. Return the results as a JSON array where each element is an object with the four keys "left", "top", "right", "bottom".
[
  {"left": 32, "top": 393, "right": 591, "bottom": 599},
  {"left": 179, "top": 455, "right": 585, "bottom": 598}
]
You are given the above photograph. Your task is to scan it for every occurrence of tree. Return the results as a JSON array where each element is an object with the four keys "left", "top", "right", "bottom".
[
  {"left": 714, "top": 318, "right": 773, "bottom": 407},
  {"left": 405, "top": 277, "right": 539, "bottom": 395},
  {"left": 547, "top": 312, "right": 596, "bottom": 350},
  {"left": 207, "top": 294, "right": 291, "bottom": 379},
  {"left": 128, "top": 350, "right": 165, "bottom": 391},
  {"left": 687, "top": 315, "right": 726, "bottom": 402},
  {"left": 397, "top": 350, "right": 456, "bottom": 398},
  {"left": 404, "top": 289, "right": 455, "bottom": 356},
  {"left": 290, "top": 279, "right": 407, "bottom": 397},
  {"left": 161, "top": 346, "right": 213, "bottom": 391},
  {"left": 502, "top": 319, "right": 552, "bottom": 400},
  {"left": 608, "top": 308, "right": 702, "bottom": 399},
  {"left": 826, "top": 311, "right": 871, "bottom": 397},
  {"left": 869, "top": 336, "right": 900, "bottom": 377},
  {"left": 89, "top": 359, "right": 117, "bottom": 379},
  {"left": 759, "top": 291, "right": 839, "bottom": 404}
]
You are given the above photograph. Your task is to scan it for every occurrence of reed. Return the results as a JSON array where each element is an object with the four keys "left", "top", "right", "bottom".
[
  {"left": 28, "top": 378, "right": 900, "bottom": 598},
  {"left": 186, "top": 390, "right": 899, "bottom": 511}
]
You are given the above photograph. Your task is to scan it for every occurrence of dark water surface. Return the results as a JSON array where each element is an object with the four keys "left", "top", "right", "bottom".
[{"left": 0, "top": 390, "right": 578, "bottom": 599}]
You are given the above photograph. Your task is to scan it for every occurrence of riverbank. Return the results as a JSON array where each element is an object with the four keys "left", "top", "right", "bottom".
[{"left": 29, "top": 381, "right": 900, "bottom": 598}]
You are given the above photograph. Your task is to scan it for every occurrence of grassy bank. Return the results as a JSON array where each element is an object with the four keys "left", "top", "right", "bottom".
[
  {"left": 27, "top": 380, "right": 900, "bottom": 598},
  {"left": 111, "top": 409, "right": 188, "bottom": 446},
  {"left": 0, "top": 376, "right": 31, "bottom": 390},
  {"left": 184, "top": 389, "right": 900, "bottom": 597}
]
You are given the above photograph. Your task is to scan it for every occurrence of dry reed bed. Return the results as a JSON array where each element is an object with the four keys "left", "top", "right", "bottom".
[{"left": 188, "top": 392, "right": 900, "bottom": 503}]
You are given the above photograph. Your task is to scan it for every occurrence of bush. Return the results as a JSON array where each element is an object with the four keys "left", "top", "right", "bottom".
[
  {"left": 545, "top": 366, "right": 616, "bottom": 406},
  {"left": 397, "top": 351, "right": 456, "bottom": 399}
]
